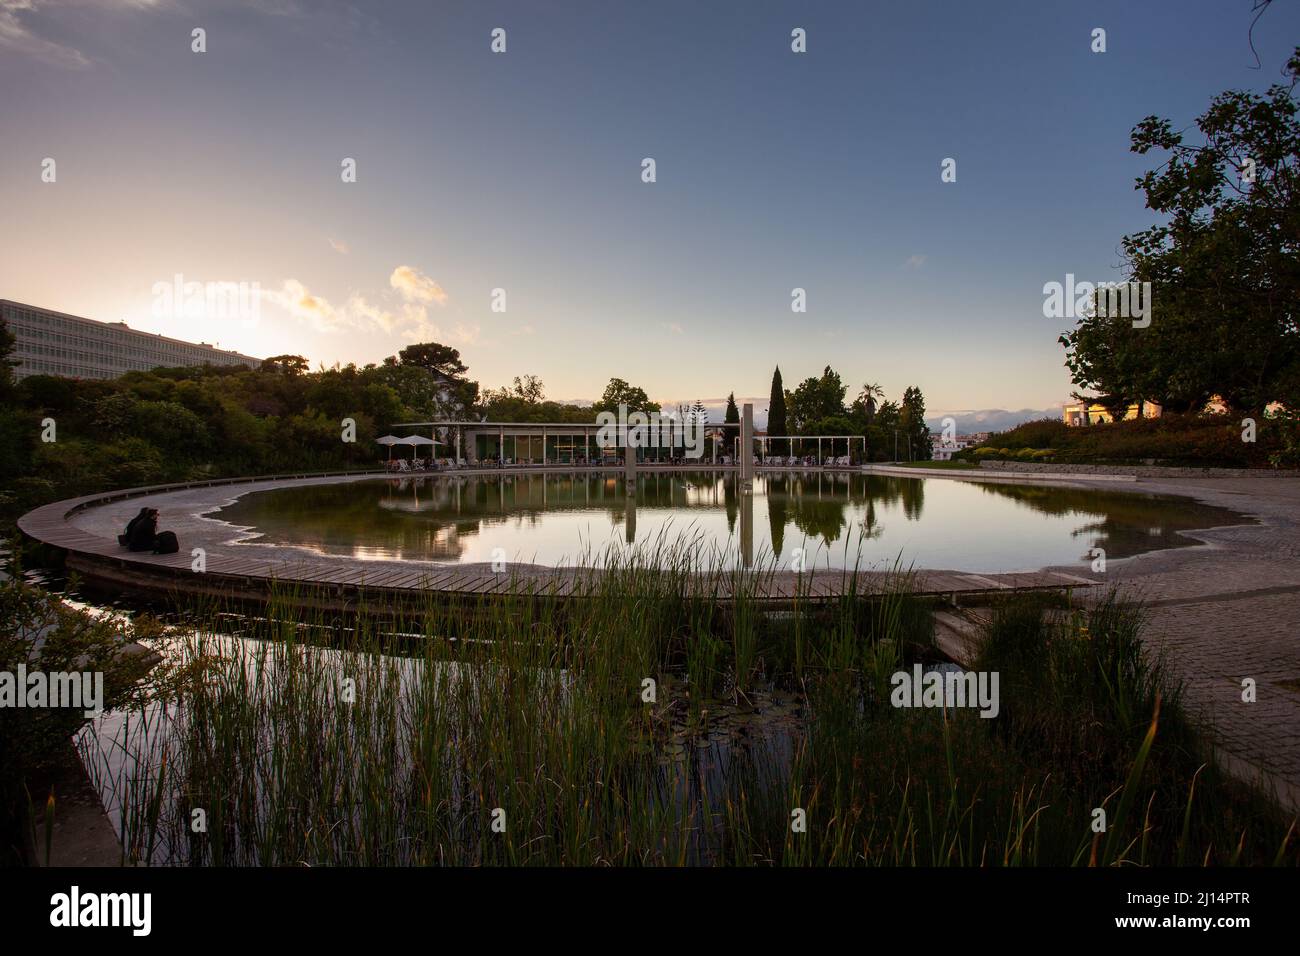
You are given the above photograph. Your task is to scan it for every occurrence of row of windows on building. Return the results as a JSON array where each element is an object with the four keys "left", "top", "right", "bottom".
[
  {"left": 3, "top": 302, "right": 261, "bottom": 379},
  {"left": 8, "top": 322, "right": 239, "bottom": 364},
  {"left": 19, "top": 359, "right": 158, "bottom": 377}
]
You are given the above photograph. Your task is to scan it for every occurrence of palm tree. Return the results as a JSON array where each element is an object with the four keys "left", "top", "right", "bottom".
[
  {"left": 859, "top": 382, "right": 884, "bottom": 462},
  {"left": 859, "top": 382, "right": 885, "bottom": 421}
]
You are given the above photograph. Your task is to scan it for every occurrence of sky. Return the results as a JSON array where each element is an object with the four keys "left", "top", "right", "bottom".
[{"left": 1, "top": 0, "right": 1296, "bottom": 424}]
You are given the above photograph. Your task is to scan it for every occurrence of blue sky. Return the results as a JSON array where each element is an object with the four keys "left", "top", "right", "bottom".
[{"left": 1, "top": 0, "right": 1296, "bottom": 420}]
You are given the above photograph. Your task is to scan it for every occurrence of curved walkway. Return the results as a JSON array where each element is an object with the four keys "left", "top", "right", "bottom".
[{"left": 18, "top": 466, "right": 1098, "bottom": 605}]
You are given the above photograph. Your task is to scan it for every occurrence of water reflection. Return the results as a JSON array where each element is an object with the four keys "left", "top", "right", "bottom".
[{"left": 213, "top": 471, "right": 1248, "bottom": 573}]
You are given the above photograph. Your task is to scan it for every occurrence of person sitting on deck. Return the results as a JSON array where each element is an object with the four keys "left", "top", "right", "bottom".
[
  {"left": 126, "top": 508, "right": 159, "bottom": 551},
  {"left": 120, "top": 507, "right": 151, "bottom": 546}
]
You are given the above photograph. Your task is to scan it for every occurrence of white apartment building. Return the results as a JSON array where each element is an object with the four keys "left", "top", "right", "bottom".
[
  {"left": 930, "top": 436, "right": 971, "bottom": 461},
  {"left": 1, "top": 299, "right": 261, "bottom": 381}
]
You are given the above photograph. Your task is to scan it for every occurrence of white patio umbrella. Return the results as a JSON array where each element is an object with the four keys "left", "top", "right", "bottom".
[
  {"left": 395, "top": 434, "right": 444, "bottom": 462},
  {"left": 375, "top": 435, "right": 403, "bottom": 461}
]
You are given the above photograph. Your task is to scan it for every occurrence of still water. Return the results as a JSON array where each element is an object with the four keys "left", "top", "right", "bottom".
[{"left": 212, "top": 471, "right": 1247, "bottom": 573}]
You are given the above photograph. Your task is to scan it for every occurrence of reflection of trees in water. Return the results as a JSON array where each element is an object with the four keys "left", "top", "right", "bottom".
[
  {"left": 971, "top": 482, "right": 1247, "bottom": 559},
  {"left": 899, "top": 476, "right": 924, "bottom": 520},
  {"left": 859, "top": 498, "right": 883, "bottom": 542},
  {"left": 217, "top": 471, "right": 1245, "bottom": 565},
  {"left": 768, "top": 490, "right": 787, "bottom": 558},
  {"left": 765, "top": 474, "right": 867, "bottom": 548},
  {"left": 218, "top": 480, "right": 476, "bottom": 560}
]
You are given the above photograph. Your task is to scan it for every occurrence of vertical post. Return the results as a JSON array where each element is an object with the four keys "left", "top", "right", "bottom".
[
  {"left": 624, "top": 422, "right": 636, "bottom": 494},
  {"left": 817, "top": 436, "right": 822, "bottom": 467},
  {"left": 542, "top": 427, "right": 547, "bottom": 466},
  {"left": 499, "top": 426, "right": 504, "bottom": 467},
  {"left": 741, "top": 403, "right": 754, "bottom": 492}
]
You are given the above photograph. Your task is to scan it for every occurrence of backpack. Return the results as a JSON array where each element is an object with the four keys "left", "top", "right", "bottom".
[{"left": 153, "top": 531, "right": 179, "bottom": 554}]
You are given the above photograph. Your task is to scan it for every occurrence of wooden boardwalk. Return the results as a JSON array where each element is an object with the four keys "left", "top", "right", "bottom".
[{"left": 19, "top": 470, "right": 1102, "bottom": 608}]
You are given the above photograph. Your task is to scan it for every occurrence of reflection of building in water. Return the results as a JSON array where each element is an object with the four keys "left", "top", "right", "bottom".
[{"left": 366, "top": 470, "right": 924, "bottom": 564}]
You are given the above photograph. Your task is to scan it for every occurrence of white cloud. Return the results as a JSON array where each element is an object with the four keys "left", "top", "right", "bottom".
[
  {"left": 390, "top": 265, "right": 448, "bottom": 305},
  {"left": 0, "top": 0, "right": 91, "bottom": 68},
  {"left": 263, "top": 265, "right": 454, "bottom": 343},
  {"left": 903, "top": 254, "right": 927, "bottom": 270},
  {"left": 262, "top": 279, "right": 341, "bottom": 331},
  {"left": 327, "top": 237, "right": 349, "bottom": 255},
  {"left": 0, "top": 0, "right": 171, "bottom": 69}
]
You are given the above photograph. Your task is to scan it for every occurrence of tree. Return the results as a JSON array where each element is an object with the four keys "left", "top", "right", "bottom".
[
  {"left": 851, "top": 382, "right": 885, "bottom": 459},
  {"left": 393, "top": 342, "right": 479, "bottom": 415},
  {"left": 857, "top": 382, "right": 884, "bottom": 422},
  {"left": 594, "top": 377, "right": 660, "bottom": 415},
  {"left": 787, "top": 366, "right": 847, "bottom": 434},
  {"left": 396, "top": 342, "right": 467, "bottom": 379},
  {"left": 372, "top": 362, "right": 444, "bottom": 420},
  {"left": 901, "top": 386, "right": 931, "bottom": 461},
  {"left": 723, "top": 392, "right": 740, "bottom": 446},
  {"left": 0, "top": 317, "right": 17, "bottom": 393},
  {"left": 767, "top": 366, "right": 788, "bottom": 454},
  {"left": 1060, "top": 48, "right": 1300, "bottom": 415},
  {"left": 260, "top": 355, "right": 309, "bottom": 376},
  {"left": 511, "top": 375, "right": 545, "bottom": 404}
]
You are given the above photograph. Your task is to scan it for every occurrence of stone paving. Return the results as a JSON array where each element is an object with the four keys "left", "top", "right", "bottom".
[{"left": 1054, "top": 476, "right": 1300, "bottom": 805}]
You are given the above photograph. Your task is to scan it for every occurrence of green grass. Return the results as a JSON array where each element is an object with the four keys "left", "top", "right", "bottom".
[{"left": 22, "top": 540, "right": 1296, "bottom": 867}]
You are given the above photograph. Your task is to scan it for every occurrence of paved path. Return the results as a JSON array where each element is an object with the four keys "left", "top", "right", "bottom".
[{"left": 1056, "top": 476, "right": 1300, "bottom": 804}]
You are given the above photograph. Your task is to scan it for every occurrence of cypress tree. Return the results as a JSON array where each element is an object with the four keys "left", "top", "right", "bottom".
[
  {"left": 724, "top": 392, "right": 740, "bottom": 452},
  {"left": 767, "top": 366, "right": 787, "bottom": 455}
]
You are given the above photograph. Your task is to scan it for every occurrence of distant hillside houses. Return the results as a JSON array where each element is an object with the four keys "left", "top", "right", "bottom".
[
  {"left": 930, "top": 432, "right": 992, "bottom": 460},
  {"left": 1061, "top": 397, "right": 1285, "bottom": 426}
]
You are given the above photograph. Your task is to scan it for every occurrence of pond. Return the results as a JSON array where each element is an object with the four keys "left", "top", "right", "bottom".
[{"left": 210, "top": 471, "right": 1249, "bottom": 573}]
